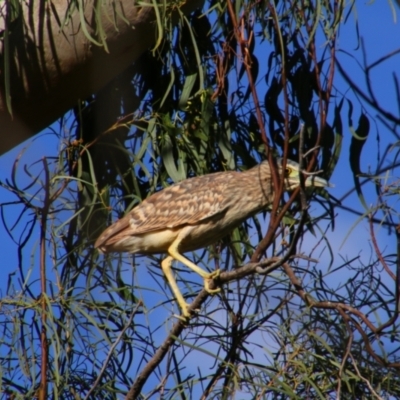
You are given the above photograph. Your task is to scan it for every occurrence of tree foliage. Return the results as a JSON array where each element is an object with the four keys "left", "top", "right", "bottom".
[{"left": 1, "top": 1, "right": 400, "bottom": 399}]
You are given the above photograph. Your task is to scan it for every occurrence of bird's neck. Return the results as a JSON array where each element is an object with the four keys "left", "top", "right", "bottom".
[{"left": 242, "top": 163, "right": 275, "bottom": 208}]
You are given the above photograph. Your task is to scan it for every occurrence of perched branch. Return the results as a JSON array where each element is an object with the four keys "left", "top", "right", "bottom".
[{"left": 126, "top": 258, "right": 282, "bottom": 399}]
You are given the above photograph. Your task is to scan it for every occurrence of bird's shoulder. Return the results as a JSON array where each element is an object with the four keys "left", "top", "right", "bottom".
[{"left": 150, "top": 169, "right": 240, "bottom": 200}]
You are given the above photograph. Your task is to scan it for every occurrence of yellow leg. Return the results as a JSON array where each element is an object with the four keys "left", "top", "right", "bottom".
[
  {"left": 168, "top": 237, "right": 221, "bottom": 294},
  {"left": 161, "top": 256, "right": 191, "bottom": 318}
]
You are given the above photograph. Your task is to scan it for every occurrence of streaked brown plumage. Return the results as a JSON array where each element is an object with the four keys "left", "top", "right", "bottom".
[{"left": 95, "top": 159, "right": 330, "bottom": 318}]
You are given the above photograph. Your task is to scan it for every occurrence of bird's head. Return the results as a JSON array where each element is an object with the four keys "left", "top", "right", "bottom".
[{"left": 275, "top": 158, "right": 333, "bottom": 191}]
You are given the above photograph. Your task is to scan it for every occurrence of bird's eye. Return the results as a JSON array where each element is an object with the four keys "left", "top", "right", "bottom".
[{"left": 285, "top": 167, "right": 292, "bottom": 176}]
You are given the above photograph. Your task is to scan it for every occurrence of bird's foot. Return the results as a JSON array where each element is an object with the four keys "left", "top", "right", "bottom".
[
  {"left": 174, "top": 313, "right": 191, "bottom": 322},
  {"left": 204, "top": 270, "right": 221, "bottom": 294},
  {"left": 175, "top": 302, "right": 197, "bottom": 321},
  {"left": 174, "top": 308, "right": 200, "bottom": 322}
]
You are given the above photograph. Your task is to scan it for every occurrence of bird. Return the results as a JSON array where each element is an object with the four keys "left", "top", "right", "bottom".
[{"left": 94, "top": 159, "right": 331, "bottom": 318}]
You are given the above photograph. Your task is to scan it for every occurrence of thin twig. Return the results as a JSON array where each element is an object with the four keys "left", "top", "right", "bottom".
[
  {"left": 85, "top": 302, "right": 142, "bottom": 400},
  {"left": 39, "top": 158, "right": 50, "bottom": 400},
  {"left": 350, "top": 354, "right": 384, "bottom": 400}
]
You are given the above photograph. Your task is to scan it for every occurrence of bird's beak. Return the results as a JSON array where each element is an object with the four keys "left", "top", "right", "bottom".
[{"left": 305, "top": 175, "right": 334, "bottom": 188}]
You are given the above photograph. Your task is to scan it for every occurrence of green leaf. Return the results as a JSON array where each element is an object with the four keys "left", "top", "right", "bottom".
[
  {"left": 116, "top": 267, "right": 138, "bottom": 303},
  {"left": 330, "top": 98, "right": 344, "bottom": 175},
  {"left": 218, "top": 129, "right": 235, "bottom": 170},
  {"left": 161, "top": 134, "right": 186, "bottom": 183},
  {"left": 349, "top": 112, "right": 370, "bottom": 210},
  {"left": 179, "top": 73, "right": 197, "bottom": 108}
]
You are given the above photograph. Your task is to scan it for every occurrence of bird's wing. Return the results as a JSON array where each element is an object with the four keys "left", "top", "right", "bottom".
[{"left": 95, "top": 171, "right": 238, "bottom": 247}]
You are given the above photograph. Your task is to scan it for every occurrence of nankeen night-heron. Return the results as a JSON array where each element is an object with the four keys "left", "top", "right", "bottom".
[{"left": 95, "top": 159, "right": 331, "bottom": 318}]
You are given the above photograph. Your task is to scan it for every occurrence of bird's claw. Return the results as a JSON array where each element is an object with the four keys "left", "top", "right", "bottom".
[
  {"left": 204, "top": 269, "right": 221, "bottom": 294},
  {"left": 175, "top": 270, "right": 221, "bottom": 319},
  {"left": 175, "top": 304, "right": 200, "bottom": 321}
]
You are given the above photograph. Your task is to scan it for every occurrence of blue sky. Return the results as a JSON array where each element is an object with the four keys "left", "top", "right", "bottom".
[{"left": 0, "top": 1, "right": 399, "bottom": 397}]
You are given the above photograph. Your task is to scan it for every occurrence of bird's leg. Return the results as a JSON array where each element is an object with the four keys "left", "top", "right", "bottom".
[
  {"left": 167, "top": 238, "right": 221, "bottom": 295},
  {"left": 161, "top": 256, "right": 191, "bottom": 318}
]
